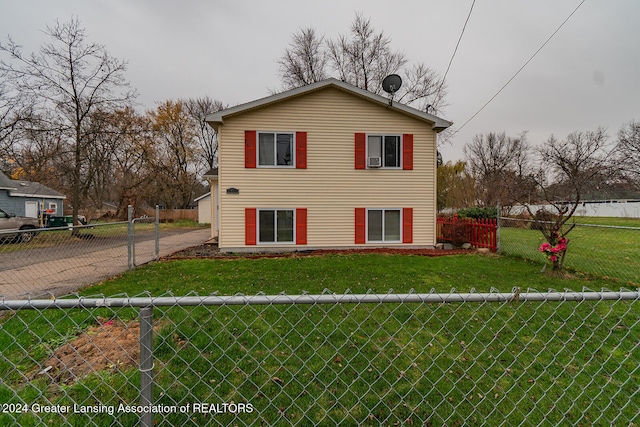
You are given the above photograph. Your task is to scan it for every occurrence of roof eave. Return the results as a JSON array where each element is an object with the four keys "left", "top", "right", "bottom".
[
  {"left": 9, "top": 192, "right": 66, "bottom": 199},
  {"left": 194, "top": 192, "right": 211, "bottom": 202}
]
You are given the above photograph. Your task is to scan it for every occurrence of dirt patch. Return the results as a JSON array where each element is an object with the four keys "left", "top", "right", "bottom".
[
  {"left": 164, "top": 243, "right": 477, "bottom": 260},
  {"left": 39, "top": 318, "right": 140, "bottom": 384}
]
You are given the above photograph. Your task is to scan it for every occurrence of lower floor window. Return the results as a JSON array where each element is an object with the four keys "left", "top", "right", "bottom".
[
  {"left": 368, "top": 209, "right": 401, "bottom": 242},
  {"left": 259, "top": 209, "right": 294, "bottom": 243}
]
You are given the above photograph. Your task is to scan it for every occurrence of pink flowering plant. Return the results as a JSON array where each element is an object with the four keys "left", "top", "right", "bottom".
[{"left": 539, "top": 232, "right": 569, "bottom": 271}]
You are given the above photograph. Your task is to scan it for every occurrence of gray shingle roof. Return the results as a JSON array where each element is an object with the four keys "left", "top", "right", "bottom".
[
  {"left": 0, "top": 171, "right": 65, "bottom": 198},
  {"left": 0, "top": 171, "right": 17, "bottom": 190}
]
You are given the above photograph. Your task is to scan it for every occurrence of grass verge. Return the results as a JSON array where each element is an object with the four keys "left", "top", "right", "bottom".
[{"left": 500, "top": 219, "right": 640, "bottom": 285}]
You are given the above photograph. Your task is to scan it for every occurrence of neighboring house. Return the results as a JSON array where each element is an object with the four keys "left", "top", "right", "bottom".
[
  {"left": 195, "top": 192, "right": 212, "bottom": 224},
  {"left": 0, "top": 171, "right": 65, "bottom": 220},
  {"left": 205, "top": 78, "right": 452, "bottom": 252},
  {"left": 202, "top": 168, "right": 219, "bottom": 234}
]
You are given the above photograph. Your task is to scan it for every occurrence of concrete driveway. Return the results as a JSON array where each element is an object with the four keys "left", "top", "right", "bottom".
[{"left": 0, "top": 228, "right": 211, "bottom": 299}]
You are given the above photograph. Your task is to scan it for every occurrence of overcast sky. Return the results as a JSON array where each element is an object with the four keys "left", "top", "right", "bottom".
[{"left": 1, "top": 0, "right": 639, "bottom": 162}]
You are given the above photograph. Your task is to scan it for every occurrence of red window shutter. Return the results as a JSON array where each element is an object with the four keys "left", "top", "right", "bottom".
[
  {"left": 355, "top": 208, "right": 366, "bottom": 244},
  {"left": 296, "top": 132, "right": 307, "bottom": 169},
  {"left": 403, "top": 134, "right": 413, "bottom": 170},
  {"left": 245, "top": 208, "right": 257, "bottom": 245},
  {"left": 355, "top": 133, "right": 366, "bottom": 169},
  {"left": 245, "top": 130, "right": 256, "bottom": 168},
  {"left": 402, "top": 208, "right": 413, "bottom": 243},
  {"left": 296, "top": 208, "right": 307, "bottom": 245}
]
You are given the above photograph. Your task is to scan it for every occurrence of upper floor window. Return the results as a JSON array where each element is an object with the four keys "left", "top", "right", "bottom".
[
  {"left": 355, "top": 133, "right": 412, "bottom": 170},
  {"left": 367, "top": 135, "right": 401, "bottom": 168},
  {"left": 258, "top": 132, "right": 294, "bottom": 167}
]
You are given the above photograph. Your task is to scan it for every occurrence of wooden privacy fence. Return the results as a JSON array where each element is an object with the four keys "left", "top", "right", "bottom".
[
  {"left": 437, "top": 215, "right": 498, "bottom": 252},
  {"left": 139, "top": 209, "right": 198, "bottom": 221}
]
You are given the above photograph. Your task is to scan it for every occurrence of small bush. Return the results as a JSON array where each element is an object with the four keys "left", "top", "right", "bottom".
[
  {"left": 531, "top": 209, "right": 556, "bottom": 231},
  {"left": 440, "top": 222, "right": 468, "bottom": 247},
  {"left": 458, "top": 206, "right": 498, "bottom": 220}
]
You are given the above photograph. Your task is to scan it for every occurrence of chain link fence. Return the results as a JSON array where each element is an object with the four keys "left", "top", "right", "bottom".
[
  {"left": 1, "top": 290, "right": 638, "bottom": 426},
  {"left": 0, "top": 220, "right": 157, "bottom": 299},
  {"left": 499, "top": 217, "right": 640, "bottom": 285},
  {"left": 0, "top": 207, "right": 210, "bottom": 299}
]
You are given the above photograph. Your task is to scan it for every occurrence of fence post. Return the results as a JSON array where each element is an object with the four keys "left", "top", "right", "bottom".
[
  {"left": 155, "top": 205, "right": 160, "bottom": 260},
  {"left": 127, "top": 205, "right": 134, "bottom": 270},
  {"left": 140, "top": 306, "right": 154, "bottom": 427},
  {"left": 496, "top": 200, "right": 501, "bottom": 253}
]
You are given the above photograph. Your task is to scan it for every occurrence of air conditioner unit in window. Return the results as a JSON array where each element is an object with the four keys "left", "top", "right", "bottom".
[{"left": 367, "top": 157, "right": 382, "bottom": 168}]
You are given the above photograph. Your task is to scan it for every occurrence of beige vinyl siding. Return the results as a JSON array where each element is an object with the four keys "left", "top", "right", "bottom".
[{"left": 217, "top": 87, "right": 437, "bottom": 250}]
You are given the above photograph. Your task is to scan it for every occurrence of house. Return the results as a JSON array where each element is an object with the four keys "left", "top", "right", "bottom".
[
  {"left": 202, "top": 168, "right": 219, "bottom": 233},
  {"left": 194, "top": 192, "right": 212, "bottom": 224},
  {"left": 205, "top": 78, "right": 452, "bottom": 252},
  {"left": 0, "top": 171, "right": 65, "bottom": 220}
]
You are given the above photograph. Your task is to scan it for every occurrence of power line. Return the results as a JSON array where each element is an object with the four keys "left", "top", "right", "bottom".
[
  {"left": 443, "top": 0, "right": 587, "bottom": 143},
  {"left": 436, "top": 0, "right": 476, "bottom": 102}
]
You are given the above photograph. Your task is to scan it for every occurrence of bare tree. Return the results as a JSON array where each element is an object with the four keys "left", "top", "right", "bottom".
[
  {"left": 529, "top": 128, "right": 614, "bottom": 271},
  {"left": 0, "top": 73, "right": 32, "bottom": 166},
  {"left": 396, "top": 63, "right": 448, "bottom": 112},
  {"left": 184, "top": 97, "right": 226, "bottom": 170},
  {"left": 616, "top": 120, "right": 640, "bottom": 187},
  {"left": 327, "top": 14, "right": 406, "bottom": 93},
  {"left": 464, "top": 131, "right": 532, "bottom": 207},
  {"left": 278, "top": 28, "right": 328, "bottom": 89},
  {"left": 277, "top": 13, "right": 446, "bottom": 112},
  {"left": 0, "top": 17, "right": 136, "bottom": 226},
  {"left": 149, "top": 100, "right": 201, "bottom": 209},
  {"left": 82, "top": 107, "right": 156, "bottom": 219},
  {"left": 539, "top": 128, "right": 612, "bottom": 208},
  {"left": 6, "top": 116, "right": 64, "bottom": 187}
]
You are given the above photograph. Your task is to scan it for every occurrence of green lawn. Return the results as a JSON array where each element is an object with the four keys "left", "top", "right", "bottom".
[
  {"left": 1, "top": 253, "right": 638, "bottom": 426},
  {"left": 571, "top": 216, "right": 640, "bottom": 227},
  {"left": 500, "top": 217, "right": 640, "bottom": 285},
  {"left": 81, "top": 253, "right": 623, "bottom": 297}
]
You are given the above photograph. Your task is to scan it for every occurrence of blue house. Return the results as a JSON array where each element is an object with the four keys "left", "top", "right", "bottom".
[{"left": 0, "top": 171, "right": 65, "bottom": 219}]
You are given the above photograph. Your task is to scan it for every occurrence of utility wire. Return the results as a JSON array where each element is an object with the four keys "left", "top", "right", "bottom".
[
  {"left": 443, "top": 0, "right": 587, "bottom": 143},
  {"left": 435, "top": 0, "right": 476, "bottom": 104}
]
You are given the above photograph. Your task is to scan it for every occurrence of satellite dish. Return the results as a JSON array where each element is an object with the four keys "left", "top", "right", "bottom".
[{"left": 382, "top": 74, "right": 402, "bottom": 95}]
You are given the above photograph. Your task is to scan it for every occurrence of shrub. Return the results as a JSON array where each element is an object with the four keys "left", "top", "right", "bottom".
[
  {"left": 457, "top": 206, "right": 497, "bottom": 220},
  {"left": 438, "top": 215, "right": 472, "bottom": 247},
  {"left": 531, "top": 209, "right": 555, "bottom": 231},
  {"left": 440, "top": 221, "right": 468, "bottom": 247}
]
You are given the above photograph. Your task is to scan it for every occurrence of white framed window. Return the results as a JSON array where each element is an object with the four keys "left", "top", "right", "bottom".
[
  {"left": 48, "top": 202, "right": 58, "bottom": 215},
  {"left": 258, "top": 132, "right": 294, "bottom": 167},
  {"left": 258, "top": 209, "right": 295, "bottom": 243},
  {"left": 367, "top": 209, "right": 401, "bottom": 242},
  {"left": 367, "top": 135, "right": 401, "bottom": 168}
]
